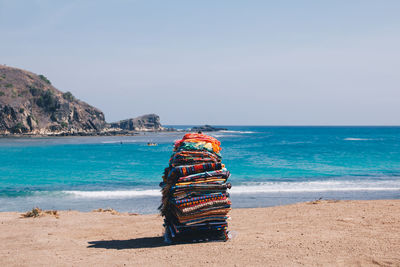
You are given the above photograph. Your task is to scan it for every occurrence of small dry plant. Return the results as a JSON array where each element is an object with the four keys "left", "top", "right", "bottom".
[
  {"left": 307, "top": 198, "right": 340, "bottom": 205},
  {"left": 92, "top": 208, "right": 120, "bottom": 215},
  {"left": 21, "top": 207, "right": 59, "bottom": 218}
]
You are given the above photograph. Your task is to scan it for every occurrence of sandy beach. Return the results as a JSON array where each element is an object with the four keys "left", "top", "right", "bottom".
[{"left": 1, "top": 200, "right": 399, "bottom": 266}]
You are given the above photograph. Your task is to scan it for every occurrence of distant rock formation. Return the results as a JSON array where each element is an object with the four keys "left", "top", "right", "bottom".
[
  {"left": 109, "top": 114, "right": 165, "bottom": 132},
  {"left": 190, "top": 125, "right": 228, "bottom": 132},
  {"left": 0, "top": 65, "right": 106, "bottom": 135},
  {"left": 0, "top": 65, "right": 168, "bottom": 136}
]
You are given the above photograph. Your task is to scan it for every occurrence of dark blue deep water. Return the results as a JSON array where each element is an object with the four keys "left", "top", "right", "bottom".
[{"left": 1, "top": 126, "right": 399, "bottom": 213}]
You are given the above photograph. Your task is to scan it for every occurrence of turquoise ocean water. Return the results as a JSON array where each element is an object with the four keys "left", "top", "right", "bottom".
[{"left": 1, "top": 126, "right": 399, "bottom": 213}]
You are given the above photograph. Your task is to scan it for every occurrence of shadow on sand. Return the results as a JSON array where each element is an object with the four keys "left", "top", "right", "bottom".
[{"left": 88, "top": 236, "right": 167, "bottom": 250}]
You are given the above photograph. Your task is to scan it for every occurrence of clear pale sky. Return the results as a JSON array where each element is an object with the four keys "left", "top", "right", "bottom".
[{"left": 1, "top": 0, "right": 399, "bottom": 125}]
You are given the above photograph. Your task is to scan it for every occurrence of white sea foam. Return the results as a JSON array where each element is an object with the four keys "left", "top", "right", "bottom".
[
  {"left": 343, "top": 138, "right": 371, "bottom": 141},
  {"left": 61, "top": 180, "right": 400, "bottom": 199},
  {"left": 63, "top": 189, "right": 160, "bottom": 198},
  {"left": 220, "top": 130, "right": 255, "bottom": 134},
  {"left": 231, "top": 180, "right": 400, "bottom": 194},
  {"left": 210, "top": 134, "right": 237, "bottom": 138}
]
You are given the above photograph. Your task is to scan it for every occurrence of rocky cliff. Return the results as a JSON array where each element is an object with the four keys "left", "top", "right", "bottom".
[
  {"left": 0, "top": 65, "right": 106, "bottom": 135},
  {"left": 109, "top": 114, "right": 164, "bottom": 131},
  {"left": 0, "top": 65, "right": 168, "bottom": 136}
]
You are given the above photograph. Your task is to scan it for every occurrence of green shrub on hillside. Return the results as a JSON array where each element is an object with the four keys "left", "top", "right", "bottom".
[
  {"left": 28, "top": 85, "right": 43, "bottom": 96},
  {"left": 38, "top": 75, "right": 51, "bottom": 85},
  {"left": 63, "top": 91, "right": 75, "bottom": 102},
  {"left": 11, "top": 89, "right": 17, "bottom": 98},
  {"left": 5, "top": 83, "right": 13, "bottom": 88},
  {"left": 36, "top": 90, "right": 59, "bottom": 112},
  {"left": 61, "top": 122, "right": 68, "bottom": 128},
  {"left": 0, "top": 91, "right": 5, "bottom": 96}
]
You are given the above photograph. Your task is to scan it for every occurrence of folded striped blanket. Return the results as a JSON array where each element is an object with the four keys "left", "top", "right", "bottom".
[
  {"left": 180, "top": 215, "right": 230, "bottom": 225},
  {"left": 175, "top": 208, "right": 231, "bottom": 223},
  {"left": 171, "top": 183, "right": 231, "bottom": 192},
  {"left": 172, "top": 193, "right": 228, "bottom": 205},
  {"left": 171, "top": 183, "right": 231, "bottom": 199},
  {"left": 169, "top": 151, "right": 221, "bottom": 167},
  {"left": 176, "top": 168, "right": 229, "bottom": 183},
  {"left": 178, "top": 199, "right": 231, "bottom": 214},
  {"left": 167, "top": 162, "right": 223, "bottom": 181}
]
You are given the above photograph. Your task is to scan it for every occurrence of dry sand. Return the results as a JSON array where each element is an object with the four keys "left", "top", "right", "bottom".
[{"left": 1, "top": 200, "right": 399, "bottom": 266}]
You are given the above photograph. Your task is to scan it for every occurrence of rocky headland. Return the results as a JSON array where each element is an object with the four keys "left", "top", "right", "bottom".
[
  {"left": 190, "top": 125, "right": 228, "bottom": 132},
  {"left": 109, "top": 114, "right": 165, "bottom": 132},
  {"left": 0, "top": 65, "right": 167, "bottom": 136}
]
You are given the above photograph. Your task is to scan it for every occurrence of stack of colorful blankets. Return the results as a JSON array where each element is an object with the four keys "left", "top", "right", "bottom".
[{"left": 160, "top": 133, "right": 232, "bottom": 243}]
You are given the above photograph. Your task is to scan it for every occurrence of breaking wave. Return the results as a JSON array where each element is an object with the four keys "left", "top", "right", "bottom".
[
  {"left": 220, "top": 130, "right": 255, "bottom": 134},
  {"left": 63, "top": 189, "right": 160, "bottom": 198},
  {"left": 59, "top": 180, "right": 400, "bottom": 199},
  {"left": 231, "top": 180, "right": 400, "bottom": 194},
  {"left": 344, "top": 138, "right": 372, "bottom": 141}
]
